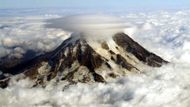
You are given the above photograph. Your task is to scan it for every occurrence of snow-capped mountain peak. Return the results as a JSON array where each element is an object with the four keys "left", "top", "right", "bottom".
[{"left": 0, "top": 32, "right": 167, "bottom": 87}]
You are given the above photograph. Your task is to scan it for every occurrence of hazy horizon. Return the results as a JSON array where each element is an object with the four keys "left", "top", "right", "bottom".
[{"left": 0, "top": 0, "right": 190, "bottom": 10}]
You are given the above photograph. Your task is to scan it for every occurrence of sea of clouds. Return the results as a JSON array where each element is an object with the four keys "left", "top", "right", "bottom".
[
  {"left": 0, "top": 15, "right": 71, "bottom": 59},
  {"left": 0, "top": 9, "right": 190, "bottom": 107}
]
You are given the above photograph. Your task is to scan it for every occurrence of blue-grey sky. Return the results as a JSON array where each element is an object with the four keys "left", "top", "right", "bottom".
[{"left": 0, "top": 0, "right": 190, "bottom": 9}]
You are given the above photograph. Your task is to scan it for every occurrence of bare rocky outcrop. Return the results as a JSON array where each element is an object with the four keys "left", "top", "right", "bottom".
[
  {"left": 0, "top": 33, "right": 168, "bottom": 88},
  {"left": 113, "top": 33, "right": 168, "bottom": 67}
]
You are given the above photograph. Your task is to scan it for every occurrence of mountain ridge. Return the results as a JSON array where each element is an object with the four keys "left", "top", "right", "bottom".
[{"left": 0, "top": 32, "right": 168, "bottom": 88}]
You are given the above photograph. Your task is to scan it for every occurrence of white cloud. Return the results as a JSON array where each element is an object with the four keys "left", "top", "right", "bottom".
[
  {"left": 1, "top": 9, "right": 190, "bottom": 107},
  {"left": 0, "top": 16, "right": 70, "bottom": 58},
  {"left": 46, "top": 14, "right": 128, "bottom": 41}
]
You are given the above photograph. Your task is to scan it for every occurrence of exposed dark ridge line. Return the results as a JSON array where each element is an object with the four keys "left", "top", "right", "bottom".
[
  {"left": 49, "top": 37, "right": 74, "bottom": 59},
  {"left": 113, "top": 32, "right": 168, "bottom": 67}
]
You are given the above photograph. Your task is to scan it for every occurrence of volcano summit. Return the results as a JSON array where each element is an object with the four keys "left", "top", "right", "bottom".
[{"left": 0, "top": 15, "right": 168, "bottom": 88}]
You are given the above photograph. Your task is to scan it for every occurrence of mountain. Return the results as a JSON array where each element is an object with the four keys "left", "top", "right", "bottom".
[{"left": 0, "top": 32, "right": 168, "bottom": 88}]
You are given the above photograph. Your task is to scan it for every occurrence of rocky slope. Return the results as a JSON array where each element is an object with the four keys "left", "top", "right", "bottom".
[{"left": 0, "top": 32, "right": 168, "bottom": 88}]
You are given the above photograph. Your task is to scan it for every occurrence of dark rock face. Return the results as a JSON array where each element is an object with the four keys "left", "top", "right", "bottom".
[
  {"left": 0, "top": 49, "right": 40, "bottom": 72},
  {"left": 0, "top": 37, "right": 107, "bottom": 87},
  {"left": 0, "top": 33, "right": 168, "bottom": 88},
  {"left": 115, "top": 54, "right": 138, "bottom": 71},
  {"left": 113, "top": 33, "right": 168, "bottom": 67},
  {"left": 101, "top": 41, "right": 109, "bottom": 50},
  {"left": 47, "top": 38, "right": 106, "bottom": 83}
]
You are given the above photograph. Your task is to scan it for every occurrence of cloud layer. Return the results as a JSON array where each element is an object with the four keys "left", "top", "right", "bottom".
[
  {"left": 1, "top": 9, "right": 190, "bottom": 107},
  {"left": 0, "top": 16, "right": 70, "bottom": 60},
  {"left": 46, "top": 14, "right": 129, "bottom": 40}
]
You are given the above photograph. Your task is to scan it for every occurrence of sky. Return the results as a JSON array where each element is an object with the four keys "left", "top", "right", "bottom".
[{"left": 0, "top": 0, "right": 190, "bottom": 9}]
